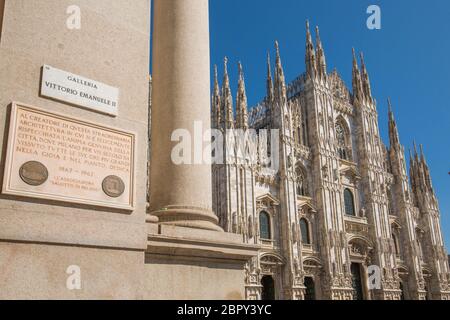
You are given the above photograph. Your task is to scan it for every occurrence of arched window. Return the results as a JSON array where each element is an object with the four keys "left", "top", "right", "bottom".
[
  {"left": 300, "top": 218, "right": 311, "bottom": 244},
  {"left": 335, "top": 120, "right": 351, "bottom": 161},
  {"left": 296, "top": 168, "right": 308, "bottom": 197},
  {"left": 344, "top": 188, "right": 356, "bottom": 216},
  {"left": 259, "top": 211, "right": 271, "bottom": 240}
]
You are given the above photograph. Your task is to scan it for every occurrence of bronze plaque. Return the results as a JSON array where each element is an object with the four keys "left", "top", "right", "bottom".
[
  {"left": 102, "top": 175, "right": 125, "bottom": 198},
  {"left": 19, "top": 161, "right": 48, "bottom": 186}
]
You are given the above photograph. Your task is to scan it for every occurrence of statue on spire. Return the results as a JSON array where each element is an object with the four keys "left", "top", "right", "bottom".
[{"left": 221, "top": 57, "right": 234, "bottom": 129}]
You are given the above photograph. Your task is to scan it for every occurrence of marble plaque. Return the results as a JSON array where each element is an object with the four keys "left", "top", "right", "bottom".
[
  {"left": 2, "top": 102, "right": 135, "bottom": 210},
  {"left": 41, "top": 65, "right": 119, "bottom": 116}
]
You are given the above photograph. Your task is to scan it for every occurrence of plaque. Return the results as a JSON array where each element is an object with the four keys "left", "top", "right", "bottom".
[
  {"left": 2, "top": 102, "right": 135, "bottom": 210},
  {"left": 40, "top": 65, "right": 119, "bottom": 116}
]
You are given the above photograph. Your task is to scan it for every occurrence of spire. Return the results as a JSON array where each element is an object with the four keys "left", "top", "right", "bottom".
[
  {"left": 388, "top": 97, "right": 393, "bottom": 118},
  {"left": 212, "top": 65, "right": 221, "bottom": 128},
  {"left": 409, "top": 147, "right": 418, "bottom": 201},
  {"left": 266, "top": 52, "right": 274, "bottom": 105},
  {"left": 410, "top": 142, "right": 434, "bottom": 195},
  {"left": 352, "top": 48, "right": 364, "bottom": 103},
  {"left": 315, "top": 26, "right": 327, "bottom": 78},
  {"left": 413, "top": 140, "right": 419, "bottom": 162},
  {"left": 360, "top": 52, "right": 373, "bottom": 102},
  {"left": 274, "top": 41, "right": 287, "bottom": 105},
  {"left": 419, "top": 144, "right": 433, "bottom": 192},
  {"left": 236, "top": 62, "right": 249, "bottom": 130},
  {"left": 419, "top": 144, "right": 427, "bottom": 165},
  {"left": 409, "top": 148, "right": 414, "bottom": 168},
  {"left": 388, "top": 98, "right": 401, "bottom": 150},
  {"left": 222, "top": 57, "right": 234, "bottom": 129},
  {"left": 305, "top": 20, "right": 316, "bottom": 79}
]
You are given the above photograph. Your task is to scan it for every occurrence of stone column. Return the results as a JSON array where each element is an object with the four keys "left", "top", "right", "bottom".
[{"left": 150, "top": 0, "right": 222, "bottom": 232}]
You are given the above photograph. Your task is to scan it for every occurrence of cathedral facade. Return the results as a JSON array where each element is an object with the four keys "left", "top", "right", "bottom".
[{"left": 209, "top": 22, "right": 450, "bottom": 300}]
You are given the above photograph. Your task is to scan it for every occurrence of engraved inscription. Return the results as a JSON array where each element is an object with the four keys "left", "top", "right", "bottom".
[{"left": 3, "top": 103, "right": 135, "bottom": 210}]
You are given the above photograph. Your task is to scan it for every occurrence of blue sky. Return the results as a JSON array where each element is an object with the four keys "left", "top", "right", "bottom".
[{"left": 209, "top": 0, "right": 450, "bottom": 246}]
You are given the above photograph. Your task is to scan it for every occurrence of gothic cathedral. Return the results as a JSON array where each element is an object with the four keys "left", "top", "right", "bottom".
[{"left": 210, "top": 22, "right": 450, "bottom": 300}]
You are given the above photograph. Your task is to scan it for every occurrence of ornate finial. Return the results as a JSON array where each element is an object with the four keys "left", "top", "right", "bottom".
[
  {"left": 266, "top": 51, "right": 274, "bottom": 103},
  {"left": 408, "top": 147, "right": 415, "bottom": 166},
  {"left": 275, "top": 41, "right": 282, "bottom": 65},
  {"left": 420, "top": 144, "right": 426, "bottom": 162},
  {"left": 236, "top": 61, "right": 248, "bottom": 130},
  {"left": 223, "top": 57, "right": 230, "bottom": 85},
  {"left": 275, "top": 41, "right": 282, "bottom": 68},
  {"left": 315, "top": 26, "right": 322, "bottom": 47},
  {"left": 238, "top": 61, "right": 243, "bottom": 79},
  {"left": 306, "top": 20, "right": 313, "bottom": 44},
  {"left": 360, "top": 52, "right": 367, "bottom": 70},
  {"left": 413, "top": 140, "right": 419, "bottom": 158},
  {"left": 267, "top": 52, "right": 273, "bottom": 79},
  {"left": 214, "top": 64, "right": 218, "bottom": 83},
  {"left": 222, "top": 57, "right": 233, "bottom": 129}
]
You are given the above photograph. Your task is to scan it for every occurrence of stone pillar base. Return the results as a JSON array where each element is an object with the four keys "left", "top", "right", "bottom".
[{"left": 152, "top": 205, "right": 223, "bottom": 232}]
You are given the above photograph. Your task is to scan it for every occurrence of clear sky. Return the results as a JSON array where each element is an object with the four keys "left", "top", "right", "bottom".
[{"left": 209, "top": 0, "right": 450, "bottom": 247}]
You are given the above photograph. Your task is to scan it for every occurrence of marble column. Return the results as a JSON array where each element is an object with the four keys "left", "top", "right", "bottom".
[{"left": 150, "top": 0, "right": 222, "bottom": 232}]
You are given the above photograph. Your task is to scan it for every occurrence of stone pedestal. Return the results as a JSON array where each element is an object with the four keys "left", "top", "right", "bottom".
[{"left": 144, "top": 224, "right": 258, "bottom": 300}]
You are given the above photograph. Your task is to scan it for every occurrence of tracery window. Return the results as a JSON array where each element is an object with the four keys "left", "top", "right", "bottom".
[
  {"left": 259, "top": 211, "right": 271, "bottom": 240},
  {"left": 300, "top": 218, "right": 311, "bottom": 245},
  {"left": 335, "top": 120, "right": 351, "bottom": 161},
  {"left": 344, "top": 188, "right": 356, "bottom": 216}
]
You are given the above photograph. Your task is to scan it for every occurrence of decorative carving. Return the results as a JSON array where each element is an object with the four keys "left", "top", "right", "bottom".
[{"left": 102, "top": 175, "right": 125, "bottom": 198}]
